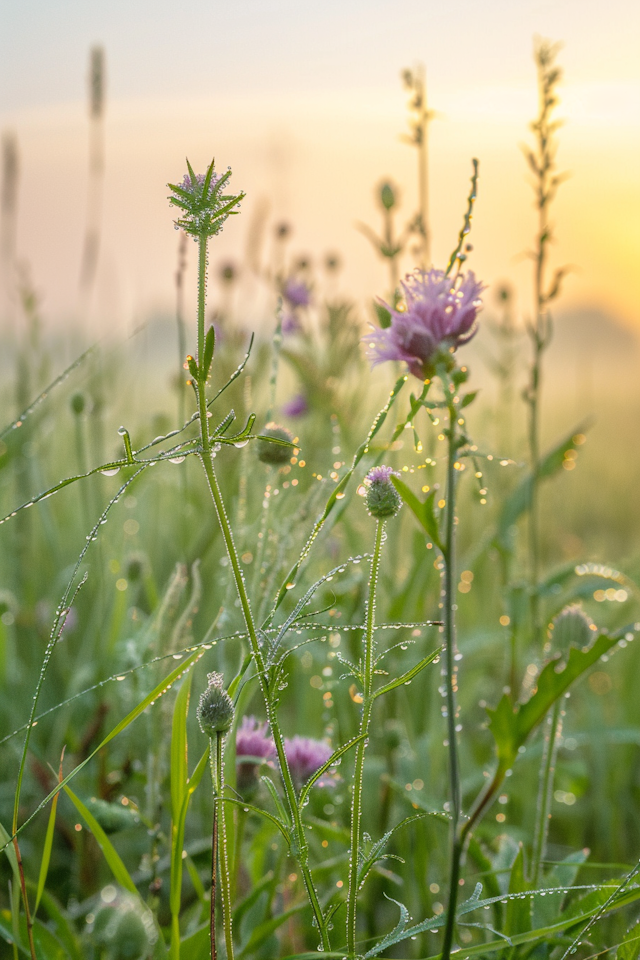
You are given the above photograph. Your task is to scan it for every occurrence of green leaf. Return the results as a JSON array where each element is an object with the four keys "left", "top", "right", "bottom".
[
  {"left": 618, "top": 919, "right": 640, "bottom": 960},
  {"left": 35, "top": 755, "right": 62, "bottom": 914},
  {"left": 364, "top": 896, "right": 410, "bottom": 958},
  {"left": 62, "top": 785, "right": 137, "bottom": 893},
  {"left": 373, "top": 301, "right": 392, "bottom": 328},
  {"left": 170, "top": 746, "right": 210, "bottom": 933},
  {"left": 487, "top": 629, "right": 622, "bottom": 774},
  {"left": 460, "top": 390, "right": 478, "bottom": 408},
  {"left": 260, "top": 775, "right": 291, "bottom": 827},
  {"left": 373, "top": 647, "right": 442, "bottom": 699},
  {"left": 390, "top": 476, "right": 443, "bottom": 551},
  {"left": 504, "top": 845, "right": 531, "bottom": 937},
  {"left": 223, "top": 796, "right": 291, "bottom": 843},
  {"left": 202, "top": 324, "right": 216, "bottom": 379},
  {"left": 171, "top": 673, "right": 192, "bottom": 827}
]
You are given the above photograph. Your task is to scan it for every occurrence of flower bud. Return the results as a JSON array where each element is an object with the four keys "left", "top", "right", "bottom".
[
  {"left": 364, "top": 465, "right": 402, "bottom": 519},
  {"left": 379, "top": 181, "right": 397, "bottom": 211},
  {"left": 257, "top": 423, "right": 294, "bottom": 465},
  {"left": 548, "top": 604, "right": 595, "bottom": 654},
  {"left": 197, "top": 672, "right": 234, "bottom": 738},
  {"left": 70, "top": 391, "right": 86, "bottom": 416}
]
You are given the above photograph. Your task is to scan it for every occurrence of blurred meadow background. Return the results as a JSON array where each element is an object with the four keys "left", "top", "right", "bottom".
[{"left": 1, "top": 1, "right": 640, "bottom": 958}]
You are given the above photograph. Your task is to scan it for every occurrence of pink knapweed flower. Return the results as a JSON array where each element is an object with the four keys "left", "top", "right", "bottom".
[
  {"left": 235, "top": 716, "right": 276, "bottom": 790},
  {"left": 284, "top": 736, "right": 335, "bottom": 788},
  {"left": 363, "top": 268, "right": 485, "bottom": 380},
  {"left": 283, "top": 278, "right": 312, "bottom": 310},
  {"left": 282, "top": 393, "right": 308, "bottom": 418}
]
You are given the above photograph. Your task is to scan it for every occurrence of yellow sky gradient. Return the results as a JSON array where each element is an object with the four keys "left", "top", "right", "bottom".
[{"left": 3, "top": 72, "right": 639, "bottom": 335}]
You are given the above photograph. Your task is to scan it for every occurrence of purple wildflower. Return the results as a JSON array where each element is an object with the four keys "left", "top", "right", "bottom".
[
  {"left": 364, "top": 465, "right": 402, "bottom": 519},
  {"left": 180, "top": 171, "right": 218, "bottom": 197},
  {"left": 363, "top": 268, "right": 485, "bottom": 380},
  {"left": 283, "top": 278, "right": 312, "bottom": 310},
  {"left": 281, "top": 311, "right": 302, "bottom": 335},
  {"left": 366, "top": 465, "right": 399, "bottom": 485},
  {"left": 235, "top": 716, "right": 276, "bottom": 791},
  {"left": 282, "top": 393, "right": 308, "bottom": 418},
  {"left": 284, "top": 736, "right": 335, "bottom": 788}
]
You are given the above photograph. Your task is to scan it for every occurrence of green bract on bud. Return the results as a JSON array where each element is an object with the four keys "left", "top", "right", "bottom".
[
  {"left": 257, "top": 423, "right": 294, "bottom": 465},
  {"left": 364, "top": 466, "right": 402, "bottom": 519},
  {"left": 167, "top": 158, "right": 244, "bottom": 240},
  {"left": 548, "top": 604, "right": 595, "bottom": 654},
  {"left": 197, "top": 672, "right": 234, "bottom": 738}
]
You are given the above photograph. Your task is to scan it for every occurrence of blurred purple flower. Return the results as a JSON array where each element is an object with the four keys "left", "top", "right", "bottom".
[
  {"left": 363, "top": 268, "right": 485, "bottom": 379},
  {"left": 235, "top": 716, "right": 276, "bottom": 791},
  {"left": 281, "top": 311, "right": 302, "bottom": 335},
  {"left": 282, "top": 393, "right": 308, "bottom": 418},
  {"left": 284, "top": 736, "right": 335, "bottom": 788},
  {"left": 283, "top": 278, "right": 312, "bottom": 310}
]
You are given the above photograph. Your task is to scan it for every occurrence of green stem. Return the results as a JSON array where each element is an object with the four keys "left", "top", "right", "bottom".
[
  {"left": 346, "top": 519, "right": 385, "bottom": 958},
  {"left": 212, "top": 733, "right": 234, "bottom": 960},
  {"left": 441, "top": 393, "right": 462, "bottom": 960},
  {"left": 531, "top": 698, "right": 563, "bottom": 886},
  {"left": 193, "top": 231, "right": 329, "bottom": 950}
]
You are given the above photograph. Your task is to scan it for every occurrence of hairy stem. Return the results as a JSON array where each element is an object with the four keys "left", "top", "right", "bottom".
[
  {"left": 441, "top": 393, "right": 462, "bottom": 960},
  {"left": 531, "top": 697, "right": 563, "bottom": 885},
  {"left": 212, "top": 733, "right": 234, "bottom": 960},
  {"left": 346, "top": 519, "right": 385, "bottom": 958}
]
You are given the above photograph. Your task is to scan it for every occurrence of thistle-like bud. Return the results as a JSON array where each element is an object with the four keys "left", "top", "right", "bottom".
[
  {"left": 364, "top": 465, "right": 402, "bottom": 519},
  {"left": 379, "top": 181, "right": 397, "bottom": 211},
  {"left": 548, "top": 604, "right": 595, "bottom": 654},
  {"left": 197, "top": 672, "right": 234, "bottom": 738},
  {"left": 257, "top": 423, "right": 294, "bottom": 465},
  {"left": 168, "top": 158, "right": 244, "bottom": 240}
]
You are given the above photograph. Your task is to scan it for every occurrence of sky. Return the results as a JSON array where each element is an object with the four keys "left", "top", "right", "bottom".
[{"left": 1, "top": 0, "right": 639, "bottom": 335}]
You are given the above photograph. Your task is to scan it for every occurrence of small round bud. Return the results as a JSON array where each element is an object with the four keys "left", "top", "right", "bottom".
[
  {"left": 197, "top": 672, "right": 234, "bottom": 738},
  {"left": 111, "top": 910, "right": 150, "bottom": 960},
  {"left": 124, "top": 552, "right": 147, "bottom": 584},
  {"left": 379, "top": 181, "right": 397, "bottom": 211},
  {"left": 219, "top": 262, "right": 236, "bottom": 284},
  {"left": 548, "top": 604, "right": 595, "bottom": 653},
  {"left": 257, "top": 423, "right": 294, "bottom": 465},
  {"left": 364, "top": 465, "right": 402, "bottom": 519},
  {"left": 70, "top": 391, "right": 86, "bottom": 415}
]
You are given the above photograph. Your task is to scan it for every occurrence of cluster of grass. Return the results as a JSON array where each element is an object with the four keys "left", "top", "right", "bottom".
[{"left": 1, "top": 40, "right": 640, "bottom": 960}]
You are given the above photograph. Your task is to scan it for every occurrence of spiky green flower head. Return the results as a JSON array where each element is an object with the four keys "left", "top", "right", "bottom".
[
  {"left": 168, "top": 158, "right": 244, "bottom": 239},
  {"left": 364, "top": 465, "right": 402, "bottom": 519},
  {"left": 197, "top": 672, "right": 234, "bottom": 738},
  {"left": 257, "top": 422, "right": 294, "bottom": 465},
  {"left": 548, "top": 604, "right": 596, "bottom": 655}
]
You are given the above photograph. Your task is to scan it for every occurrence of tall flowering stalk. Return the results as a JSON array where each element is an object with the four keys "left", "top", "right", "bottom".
[
  {"left": 363, "top": 174, "right": 484, "bottom": 957},
  {"left": 168, "top": 160, "right": 331, "bottom": 950},
  {"left": 346, "top": 467, "right": 402, "bottom": 957},
  {"left": 523, "top": 39, "right": 568, "bottom": 647}
]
